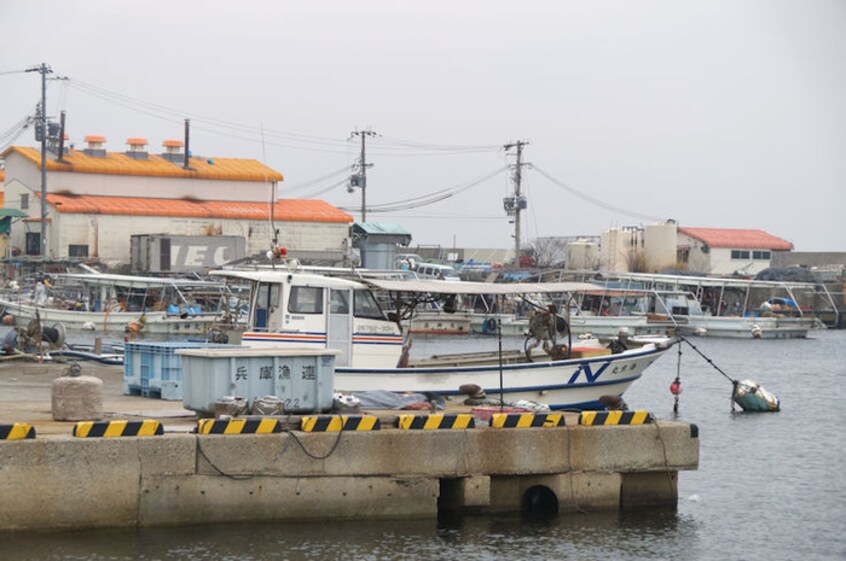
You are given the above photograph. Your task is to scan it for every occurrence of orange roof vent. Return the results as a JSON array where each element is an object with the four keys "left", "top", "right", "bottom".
[
  {"left": 83, "top": 135, "right": 107, "bottom": 158},
  {"left": 126, "top": 137, "right": 149, "bottom": 148},
  {"left": 162, "top": 139, "right": 184, "bottom": 152},
  {"left": 126, "top": 137, "right": 150, "bottom": 160}
]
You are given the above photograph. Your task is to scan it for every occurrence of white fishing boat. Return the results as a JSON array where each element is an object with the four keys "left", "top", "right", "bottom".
[
  {"left": 653, "top": 290, "right": 820, "bottom": 339},
  {"left": 470, "top": 289, "right": 677, "bottom": 339},
  {"left": 212, "top": 267, "right": 675, "bottom": 410},
  {"left": 600, "top": 271, "right": 833, "bottom": 338},
  {"left": 0, "top": 273, "right": 235, "bottom": 335}
]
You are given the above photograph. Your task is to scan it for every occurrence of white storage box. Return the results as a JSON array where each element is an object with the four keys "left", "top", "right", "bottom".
[{"left": 177, "top": 347, "right": 340, "bottom": 415}]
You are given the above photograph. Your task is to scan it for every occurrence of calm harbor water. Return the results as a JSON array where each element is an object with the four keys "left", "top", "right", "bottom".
[{"left": 1, "top": 330, "right": 845, "bottom": 561}]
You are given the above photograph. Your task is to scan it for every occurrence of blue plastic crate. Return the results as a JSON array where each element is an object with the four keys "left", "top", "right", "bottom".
[{"left": 123, "top": 341, "right": 239, "bottom": 400}]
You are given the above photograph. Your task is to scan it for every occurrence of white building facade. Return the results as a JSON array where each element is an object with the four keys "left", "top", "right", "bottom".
[{"left": 2, "top": 138, "right": 352, "bottom": 265}]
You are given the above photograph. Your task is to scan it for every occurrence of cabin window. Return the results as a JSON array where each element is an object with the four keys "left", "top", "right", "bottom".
[
  {"left": 68, "top": 244, "right": 89, "bottom": 257},
  {"left": 253, "top": 282, "right": 281, "bottom": 330},
  {"left": 353, "top": 289, "right": 385, "bottom": 319},
  {"left": 330, "top": 290, "right": 350, "bottom": 314},
  {"left": 288, "top": 286, "right": 324, "bottom": 314},
  {"left": 20, "top": 194, "right": 28, "bottom": 209},
  {"left": 752, "top": 250, "right": 771, "bottom": 260}
]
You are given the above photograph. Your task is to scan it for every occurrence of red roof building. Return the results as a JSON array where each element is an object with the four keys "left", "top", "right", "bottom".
[
  {"left": 677, "top": 227, "right": 793, "bottom": 276},
  {"left": 678, "top": 228, "right": 793, "bottom": 251}
]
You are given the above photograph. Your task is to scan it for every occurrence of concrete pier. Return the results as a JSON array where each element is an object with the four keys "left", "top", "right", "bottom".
[{"left": 0, "top": 419, "right": 698, "bottom": 531}]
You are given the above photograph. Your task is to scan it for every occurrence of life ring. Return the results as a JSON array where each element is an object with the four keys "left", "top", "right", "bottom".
[{"left": 482, "top": 317, "right": 497, "bottom": 334}]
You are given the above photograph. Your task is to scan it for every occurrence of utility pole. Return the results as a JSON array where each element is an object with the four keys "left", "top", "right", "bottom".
[
  {"left": 26, "top": 63, "right": 52, "bottom": 259},
  {"left": 349, "top": 129, "right": 376, "bottom": 222},
  {"left": 503, "top": 140, "right": 530, "bottom": 267}
]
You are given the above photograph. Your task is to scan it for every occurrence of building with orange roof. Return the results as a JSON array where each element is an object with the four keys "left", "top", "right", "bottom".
[
  {"left": 599, "top": 221, "right": 794, "bottom": 276},
  {"left": 677, "top": 226, "right": 793, "bottom": 275},
  {"left": 1, "top": 137, "right": 353, "bottom": 265}
]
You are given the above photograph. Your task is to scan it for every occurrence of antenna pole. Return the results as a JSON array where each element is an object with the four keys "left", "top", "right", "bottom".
[{"left": 349, "top": 129, "right": 376, "bottom": 222}]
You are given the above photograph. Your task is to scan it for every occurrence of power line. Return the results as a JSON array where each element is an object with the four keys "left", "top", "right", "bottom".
[
  {"left": 301, "top": 178, "right": 350, "bottom": 199},
  {"left": 64, "top": 78, "right": 502, "bottom": 157},
  {"left": 338, "top": 166, "right": 507, "bottom": 213},
  {"left": 282, "top": 166, "right": 352, "bottom": 193},
  {"left": 532, "top": 164, "right": 665, "bottom": 222}
]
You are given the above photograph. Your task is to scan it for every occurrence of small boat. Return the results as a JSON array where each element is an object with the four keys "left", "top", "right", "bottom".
[
  {"left": 0, "top": 273, "right": 237, "bottom": 335},
  {"left": 212, "top": 267, "right": 676, "bottom": 410}
]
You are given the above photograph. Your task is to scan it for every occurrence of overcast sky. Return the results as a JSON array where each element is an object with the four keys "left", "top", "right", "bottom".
[{"left": 1, "top": 0, "right": 844, "bottom": 252}]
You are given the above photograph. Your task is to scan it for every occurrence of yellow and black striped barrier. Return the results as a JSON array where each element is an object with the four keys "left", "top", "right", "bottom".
[
  {"left": 301, "top": 415, "right": 381, "bottom": 432},
  {"left": 73, "top": 420, "right": 163, "bottom": 438},
  {"left": 396, "top": 414, "right": 475, "bottom": 430},
  {"left": 0, "top": 423, "right": 36, "bottom": 440},
  {"left": 578, "top": 410, "right": 655, "bottom": 426},
  {"left": 197, "top": 418, "right": 282, "bottom": 435},
  {"left": 490, "top": 413, "right": 566, "bottom": 428}
]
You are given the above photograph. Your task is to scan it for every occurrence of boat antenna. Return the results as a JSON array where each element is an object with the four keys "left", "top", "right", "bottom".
[{"left": 260, "top": 123, "right": 281, "bottom": 268}]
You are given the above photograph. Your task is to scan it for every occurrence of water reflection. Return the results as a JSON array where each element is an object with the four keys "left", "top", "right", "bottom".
[{"left": 0, "top": 507, "right": 701, "bottom": 561}]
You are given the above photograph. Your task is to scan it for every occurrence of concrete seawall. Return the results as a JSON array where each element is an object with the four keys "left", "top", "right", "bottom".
[{"left": 0, "top": 421, "right": 698, "bottom": 531}]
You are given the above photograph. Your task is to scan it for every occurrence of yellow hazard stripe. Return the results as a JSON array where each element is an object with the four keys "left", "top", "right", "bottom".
[
  {"left": 300, "top": 415, "right": 381, "bottom": 432},
  {"left": 0, "top": 423, "right": 36, "bottom": 440},
  {"left": 578, "top": 410, "right": 654, "bottom": 426},
  {"left": 73, "top": 420, "right": 163, "bottom": 437},
  {"left": 490, "top": 413, "right": 566, "bottom": 428},
  {"left": 196, "top": 418, "right": 281, "bottom": 435},
  {"left": 396, "top": 414, "right": 475, "bottom": 430}
]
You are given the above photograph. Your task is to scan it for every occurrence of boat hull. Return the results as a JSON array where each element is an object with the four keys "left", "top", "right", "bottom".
[
  {"left": 0, "top": 299, "right": 221, "bottom": 335},
  {"left": 675, "top": 316, "right": 815, "bottom": 339},
  {"left": 334, "top": 342, "right": 671, "bottom": 410},
  {"left": 470, "top": 314, "right": 674, "bottom": 338}
]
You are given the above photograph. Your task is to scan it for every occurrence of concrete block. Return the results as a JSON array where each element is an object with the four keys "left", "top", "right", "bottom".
[
  {"left": 139, "top": 475, "right": 439, "bottom": 525},
  {"left": 0, "top": 439, "right": 140, "bottom": 530},
  {"left": 138, "top": 435, "right": 196, "bottom": 477},
  {"left": 620, "top": 471, "right": 678, "bottom": 508},
  {"left": 52, "top": 375, "right": 103, "bottom": 421},
  {"left": 470, "top": 428, "right": 572, "bottom": 475},
  {"left": 439, "top": 475, "right": 491, "bottom": 511},
  {"left": 566, "top": 472, "right": 621, "bottom": 512},
  {"left": 571, "top": 422, "right": 699, "bottom": 473}
]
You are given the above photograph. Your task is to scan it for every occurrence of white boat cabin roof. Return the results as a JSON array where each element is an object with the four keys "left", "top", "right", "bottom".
[
  {"left": 211, "top": 269, "right": 367, "bottom": 290},
  {"left": 58, "top": 273, "right": 226, "bottom": 289},
  {"left": 213, "top": 269, "right": 606, "bottom": 295},
  {"left": 362, "top": 278, "right": 601, "bottom": 295}
]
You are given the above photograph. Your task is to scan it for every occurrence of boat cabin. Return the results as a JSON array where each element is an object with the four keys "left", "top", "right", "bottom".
[{"left": 214, "top": 270, "right": 404, "bottom": 368}]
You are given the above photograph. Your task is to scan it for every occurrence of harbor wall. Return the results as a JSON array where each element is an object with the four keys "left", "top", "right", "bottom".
[{"left": 0, "top": 422, "right": 699, "bottom": 531}]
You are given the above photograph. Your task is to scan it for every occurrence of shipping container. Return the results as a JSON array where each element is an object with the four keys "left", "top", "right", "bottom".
[{"left": 130, "top": 234, "right": 246, "bottom": 273}]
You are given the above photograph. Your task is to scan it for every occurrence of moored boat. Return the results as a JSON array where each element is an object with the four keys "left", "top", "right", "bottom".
[
  {"left": 212, "top": 267, "right": 675, "bottom": 410},
  {"left": 0, "top": 273, "right": 235, "bottom": 335}
]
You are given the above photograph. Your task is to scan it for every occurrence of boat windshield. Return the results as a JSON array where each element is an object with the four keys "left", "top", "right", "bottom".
[{"left": 354, "top": 289, "right": 386, "bottom": 320}]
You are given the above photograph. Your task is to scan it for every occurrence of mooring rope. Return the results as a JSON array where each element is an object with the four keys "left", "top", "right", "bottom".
[{"left": 676, "top": 336, "right": 737, "bottom": 384}]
